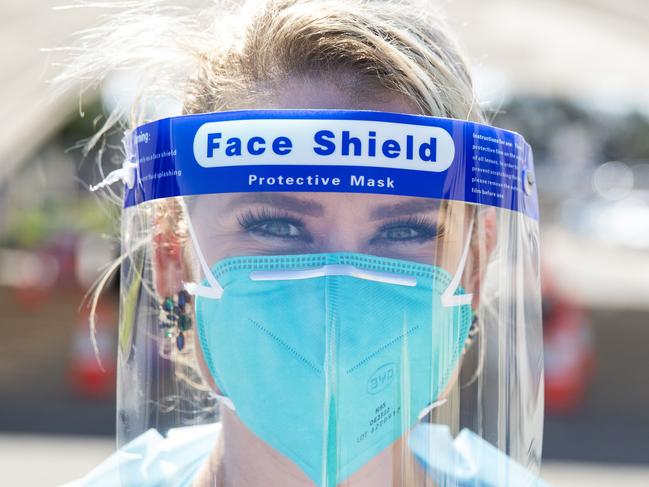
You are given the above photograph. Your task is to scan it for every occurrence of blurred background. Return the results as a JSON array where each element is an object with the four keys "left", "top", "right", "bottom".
[{"left": 1, "top": 0, "right": 648, "bottom": 485}]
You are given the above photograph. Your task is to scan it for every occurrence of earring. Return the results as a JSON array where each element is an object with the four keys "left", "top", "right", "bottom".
[
  {"left": 460, "top": 315, "right": 483, "bottom": 388},
  {"left": 159, "top": 289, "right": 192, "bottom": 351},
  {"left": 461, "top": 315, "right": 481, "bottom": 360},
  {"left": 465, "top": 315, "right": 480, "bottom": 349}
]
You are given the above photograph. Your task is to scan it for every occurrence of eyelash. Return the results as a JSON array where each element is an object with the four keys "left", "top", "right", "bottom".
[
  {"left": 236, "top": 208, "right": 441, "bottom": 244},
  {"left": 237, "top": 208, "right": 309, "bottom": 240},
  {"left": 371, "top": 216, "right": 441, "bottom": 245}
]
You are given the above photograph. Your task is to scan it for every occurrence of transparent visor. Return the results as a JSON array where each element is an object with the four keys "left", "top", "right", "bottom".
[{"left": 112, "top": 110, "right": 544, "bottom": 487}]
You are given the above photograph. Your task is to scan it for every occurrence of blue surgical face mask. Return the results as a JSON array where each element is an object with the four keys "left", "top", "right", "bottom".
[{"left": 194, "top": 252, "right": 473, "bottom": 486}]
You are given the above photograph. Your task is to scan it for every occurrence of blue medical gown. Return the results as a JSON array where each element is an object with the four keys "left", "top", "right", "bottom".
[{"left": 61, "top": 423, "right": 551, "bottom": 487}]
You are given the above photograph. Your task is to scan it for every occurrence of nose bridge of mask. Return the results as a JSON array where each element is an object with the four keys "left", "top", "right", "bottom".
[{"left": 182, "top": 195, "right": 475, "bottom": 306}]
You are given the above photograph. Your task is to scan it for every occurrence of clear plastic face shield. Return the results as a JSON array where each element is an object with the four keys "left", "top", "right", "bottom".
[{"left": 114, "top": 110, "right": 544, "bottom": 487}]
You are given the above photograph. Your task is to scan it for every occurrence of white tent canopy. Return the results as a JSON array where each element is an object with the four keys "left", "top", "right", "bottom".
[
  {"left": 445, "top": 0, "right": 649, "bottom": 110},
  {"left": 0, "top": 0, "right": 103, "bottom": 184},
  {"left": 1, "top": 0, "right": 648, "bottom": 182}
]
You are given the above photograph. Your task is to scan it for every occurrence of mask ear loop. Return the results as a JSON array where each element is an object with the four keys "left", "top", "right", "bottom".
[
  {"left": 177, "top": 199, "right": 224, "bottom": 300},
  {"left": 176, "top": 199, "right": 234, "bottom": 409},
  {"left": 417, "top": 215, "right": 476, "bottom": 421},
  {"left": 441, "top": 215, "right": 475, "bottom": 308},
  {"left": 457, "top": 212, "right": 484, "bottom": 388}
]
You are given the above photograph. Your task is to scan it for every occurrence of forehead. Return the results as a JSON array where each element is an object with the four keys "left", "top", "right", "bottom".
[{"left": 245, "top": 73, "right": 421, "bottom": 114}]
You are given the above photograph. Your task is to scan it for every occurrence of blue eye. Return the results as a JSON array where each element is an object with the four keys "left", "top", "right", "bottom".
[
  {"left": 251, "top": 220, "right": 303, "bottom": 238},
  {"left": 372, "top": 217, "right": 439, "bottom": 244},
  {"left": 381, "top": 226, "right": 421, "bottom": 240},
  {"left": 237, "top": 208, "right": 311, "bottom": 241}
]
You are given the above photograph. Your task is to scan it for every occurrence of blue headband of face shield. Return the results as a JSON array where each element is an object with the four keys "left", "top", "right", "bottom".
[
  {"left": 107, "top": 109, "right": 538, "bottom": 221},
  {"left": 100, "top": 109, "right": 538, "bottom": 487}
]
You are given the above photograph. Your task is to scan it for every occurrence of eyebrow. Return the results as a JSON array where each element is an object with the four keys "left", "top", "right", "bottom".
[
  {"left": 369, "top": 198, "right": 439, "bottom": 220},
  {"left": 224, "top": 193, "right": 325, "bottom": 217}
]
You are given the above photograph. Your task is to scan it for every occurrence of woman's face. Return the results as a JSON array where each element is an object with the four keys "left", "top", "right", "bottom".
[
  {"left": 179, "top": 78, "right": 486, "bottom": 487},
  {"left": 190, "top": 192, "right": 472, "bottom": 278}
]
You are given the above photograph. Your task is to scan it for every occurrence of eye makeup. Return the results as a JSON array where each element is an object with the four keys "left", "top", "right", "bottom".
[
  {"left": 237, "top": 207, "right": 313, "bottom": 243},
  {"left": 370, "top": 215, "right": 443, "bottom": 247},
  {"left": 237, "top": 205, "right": 442, "bottom": 249}
]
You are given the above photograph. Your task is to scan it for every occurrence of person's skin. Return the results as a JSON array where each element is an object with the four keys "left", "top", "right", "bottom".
[
  {"left": 160, "top": 75, "right": 494, "bottom": 487},
  {"left": 192, "top": 192, "right": 466, "bottom": 269}
]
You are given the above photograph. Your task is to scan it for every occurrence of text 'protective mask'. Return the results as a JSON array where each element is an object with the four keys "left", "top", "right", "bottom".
[{"left": 111, "top": 109, "right": 544, "bottom": 487}]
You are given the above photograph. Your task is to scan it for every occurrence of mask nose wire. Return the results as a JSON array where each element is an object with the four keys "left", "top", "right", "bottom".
[
  {"left": 178, "top": 198, "right": 225, "bottom": 300},
  {"left": 440, "top": 215, "right": 475, "bottom": 308}
]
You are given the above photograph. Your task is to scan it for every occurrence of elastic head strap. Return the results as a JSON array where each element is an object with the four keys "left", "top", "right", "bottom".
[{"left": 441, "top": 215, "right": 475, "bottom": 308}]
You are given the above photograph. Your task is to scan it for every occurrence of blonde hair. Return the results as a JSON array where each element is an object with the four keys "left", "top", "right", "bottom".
[
  {"left": 184, "top": 0, "right": 483, "bottom": 120},
  {"left": 66, "top": 1, "right": 484, "bottom": 482},
  {"left": 57, "top": 0, "right": 483, "bottom": 126}
]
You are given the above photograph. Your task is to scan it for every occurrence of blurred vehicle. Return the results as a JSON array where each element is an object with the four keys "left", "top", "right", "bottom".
[
  {"left": 0, "top": 213, "right": 119, "bottom": 401},
  {"left": 542, "top": 269, "right": 595, "bottom": 416},
  {"left": 68, "top": 299, "right": 117, "bottom": 400}
]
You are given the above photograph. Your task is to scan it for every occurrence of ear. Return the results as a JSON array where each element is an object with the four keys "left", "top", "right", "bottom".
[
  {"left": 152, "top": 202, "right": 188, "bottom": 298},
  {"left": 467, "top": 208, "right": 497, "bottom": 310},
  {"left": 152, "top": 201, "right": 222, "bottom": 396}
]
